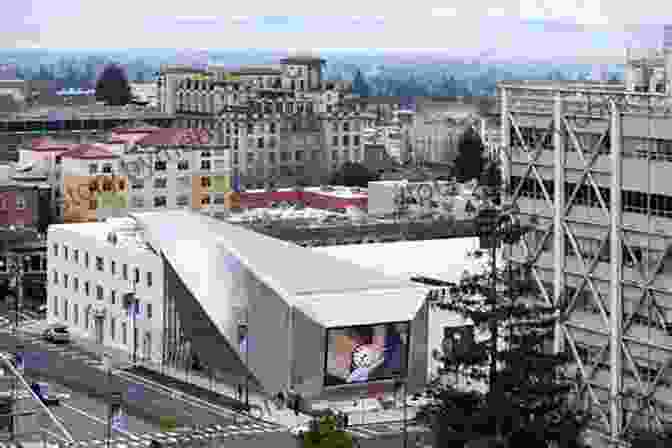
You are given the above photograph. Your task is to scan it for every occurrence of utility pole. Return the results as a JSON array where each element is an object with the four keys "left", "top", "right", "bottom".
[{"left": 10, "top": 254, "right": 23, "bottom": 442}]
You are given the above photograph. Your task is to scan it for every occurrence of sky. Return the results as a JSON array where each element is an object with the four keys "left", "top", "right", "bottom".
[{"left": 4, "top": 0, "right": 672, "bottom": 63}]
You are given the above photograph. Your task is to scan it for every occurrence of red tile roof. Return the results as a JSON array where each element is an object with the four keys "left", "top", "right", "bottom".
[
  {"left": 111, "top": 125, "right": 160, "bottom": 134},
  {"left": 136, "top": 128, "right": 211, "bottom": 146},
  {"left": 108, "top": 133, "right": 153, "bottom": 145},
  {"left": 30, "top": 138, "right": 76, "bottom": 152},
  {"left": 60, "top": 143, "right": 118, "bottom": 160}
]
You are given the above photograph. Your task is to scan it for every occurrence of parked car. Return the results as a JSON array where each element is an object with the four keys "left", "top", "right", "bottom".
[{"left": 42, "top": 325, "right": 70, "bottom": 344}]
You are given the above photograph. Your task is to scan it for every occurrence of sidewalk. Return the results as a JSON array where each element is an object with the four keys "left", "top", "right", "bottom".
[{"left": 19, "top": 319, "right": 421, "bottom": 429}]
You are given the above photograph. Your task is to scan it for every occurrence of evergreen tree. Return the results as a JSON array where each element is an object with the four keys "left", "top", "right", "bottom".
[
  {"left": 95, "top": 63, "right": 132, "bottom": 106},
  {"left": 417, "top": 221, "right": 589, "bottom": 447},
  {"left": 453, "top": 127, "right": 485, "bottom": 183},
  {"left": 352, "top": 69, "right": 370, "bottom": 97}
]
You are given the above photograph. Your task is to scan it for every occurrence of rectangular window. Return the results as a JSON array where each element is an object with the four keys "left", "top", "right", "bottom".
[
  {"left": 134, "top": 267, "right": 140, "bottom": 284},
  {"left": 53, "top": 296, "right": 58, "bottom": 316},
  {"left": 177, "top": 160, "right": 189, "bottom": 170},
  {"left": 53, "top": 244, "right": 58, "bottom": 257},
  {"left": 147, "top": 272, "right": 153, "bottom": 288},
  {"left": 295, "top": 150, "right": 304, "bottom": 162},
  {"left": 132, "top": 179, "right": 144, "bottom": 190},
  {"left": 64, "top": 299, "right": 68, "bottom": 321},
  {"left": 201, "top": 160, "right": 211, "bottom": 170},
  {"left": 354, "top": 135, "right": 360, "bottom": 146},
  {"left": 176, "top": 195, "right": 189, "bottom": 206},
  {"left": 257, "top": 137, "right": 264, "bottom": 149},
  {"left": 110, "top": 317, "right": 116, "bottom": 340},
  {"left": 332, "top": 136, "right": 338, "bottom": 146},
  {"left": 123, "top": 264, "right": 128, "bottom": 280},
  {"left": 53, "top": 270, "right": 58, "bottom": 285},
  {"left": 332, "top": 150, "right": 338, "bottom": 161},
  {"left": 111, "top": 289, "right": 116, "bottom": 305},
  {"left": 247, "top": 153, "right": 254, "bottom": 164},
  {"left": 85, "top": 252, "right": 89, "bottom": 268},
  {"left": 73, "top": 277, "right": 79, "bottom": 292},
  {"left": 147, "top": 303, "right": 153, "bottom": 319},
  {"left": 73, "top": 249, "right": 79, "bottom": 263},
  {"left": 96, "top": 256, "right": 104, "bottom": 272},
  {"left": 96, "top": 285, "right": 104, "bottom": 301},
  {"left": 74, "top": 303, "right": 79, "bottom": 325},
  {"left": 15, "top": 196, "right": 26, "bottom": 210},
  {"left": 153, "top": 196, "right": 167, "bottom": 207},
  {"left": 102, "top": 163, "right": 113, "bottom": 173},
  {"left": 63, "top": 274, "right": 69, "bottom": 289},
  {"left": 88, "top": 164, "right": 98, "bottom": 175},
  {"left": 268, "top": 152, "right": 276, "bottom": 164},
  {"left": 122, "top": 322, "right": 127, "bottom": 345},
  {"left": 343, "top": 135, "right": 350, "bottom": 146},
  {"left": 85, "top": 281, "right": 90, "bottom": 296},
  {"left": 153, "top": 178, "right": 167, "bottom": 189},
  {"left": 63, "top": 246, "right": 69, "bottom": 261},
  {"left": 154, "top": 160, "right": 167, "bottom": 171},
  {"left": 111, "top": 261, "right": 116, "bottom": 276}
]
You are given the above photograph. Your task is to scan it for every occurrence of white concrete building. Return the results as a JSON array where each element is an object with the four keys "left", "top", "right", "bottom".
[{"left": 47, "top": 217, "right": 164, "bottom": 362}]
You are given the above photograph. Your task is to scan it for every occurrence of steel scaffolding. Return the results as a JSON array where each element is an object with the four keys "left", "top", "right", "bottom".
[{"left": 497, "top": 82, "right": 672, "bottom": 446}]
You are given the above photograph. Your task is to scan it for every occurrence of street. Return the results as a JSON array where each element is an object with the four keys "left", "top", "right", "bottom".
[{"left": 0, "top": 325, "right": 242, "bottom": 442}]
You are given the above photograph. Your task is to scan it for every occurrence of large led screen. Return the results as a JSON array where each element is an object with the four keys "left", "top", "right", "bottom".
[{"left": 324, "top": 322, "right": 410, "bottom": 387}]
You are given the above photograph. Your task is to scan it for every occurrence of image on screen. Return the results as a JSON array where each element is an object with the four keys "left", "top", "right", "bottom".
[{"left": 324, "top": 322, "right": 410, "bottom": 387}]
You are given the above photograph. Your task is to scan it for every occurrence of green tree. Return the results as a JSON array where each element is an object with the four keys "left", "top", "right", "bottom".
[
  {"left": 417, "top": 215, "right": 588, "bottom": 447},
  {"left": 95, "top": 63, "right": 132, "bottom": 106},
  {"left": 352, "top": 69, "right": 370, "bottom": 97},
  {"left": 453, "top": 127, "right": 485, "bottom": 183},
  {"left": 302, "top": 414, "right": 354, "bottom": 448},
  {"left": 329, "top": 162, "right": 378, "bottom": 187}
]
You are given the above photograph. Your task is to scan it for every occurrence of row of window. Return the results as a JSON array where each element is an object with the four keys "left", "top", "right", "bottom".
[
  {"left": 52, "top": 270, "right": 154, "bottom": 309},
  {"left": 331, "top": 135, "right": 361, "bottom": 147},
  {"left": 128, "top": 194, "right": 224, "bottom": 208},
  {"left": 52, "top": 296, "right": 152, "bottom": 346},
  {"left": 511, "top": 176, "right": 672, "bottom": 218},
  {"left": 88, "top": 163, "right": 114, "bottom": 175},
  {"left": 0, "top": 255, "right": 45, "bottom": 273},
  {"left": 531, "top": 230, "right": 668, "bottom": 269},
  {"left": 0, "top": 196, "right": 26, "bottom": 210},
  {"left": 51, "top": 272, "right": 153, "bottom": 317},
  {"left": 52, "top": 245, "right": 153, "bottom": 287}
]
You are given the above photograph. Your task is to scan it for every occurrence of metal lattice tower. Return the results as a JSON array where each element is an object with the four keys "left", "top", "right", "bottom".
[{"left": 497, "top": 81, "right": 672, "bottom": 446}]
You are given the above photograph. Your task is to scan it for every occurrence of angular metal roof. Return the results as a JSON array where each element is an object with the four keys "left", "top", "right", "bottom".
[{"left": 132, "top": 210, "right": 428, "bottom": 327}]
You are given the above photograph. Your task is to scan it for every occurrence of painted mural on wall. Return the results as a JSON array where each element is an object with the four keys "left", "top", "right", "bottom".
[
  {"left": 62, "top": 175, "right": 128, "bottom": 223},
  {"left": 392, "top": 180, "right": 479, "bottom": 217}
]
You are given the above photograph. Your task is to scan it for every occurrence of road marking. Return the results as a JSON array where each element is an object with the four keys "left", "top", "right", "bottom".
[{"left": 62, "top": 403, "right": 138, "bottom": 438}]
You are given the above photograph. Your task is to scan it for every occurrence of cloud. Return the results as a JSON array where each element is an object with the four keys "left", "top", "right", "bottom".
[
  {"left": 175, "top": 16, "right": 219, "bottom": 24},
  {"left": 431, "top": 8, "right": 458, "bottom": 17}
]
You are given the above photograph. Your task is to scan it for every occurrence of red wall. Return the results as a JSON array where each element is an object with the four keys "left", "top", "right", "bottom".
[
  {"left": 0, "top": 190, "right": 34, "bottom": 227},
  {"left": 239, "top": 190, "right": 368, "bottom": 211}
]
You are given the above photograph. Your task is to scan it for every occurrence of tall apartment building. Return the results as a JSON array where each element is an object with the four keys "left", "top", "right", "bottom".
[
  {"left": 498, "top": 47, "right": 672, "bottom": 445},
  {"left": 157, "top": 56, "right": 376, "bottom": 189}
]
